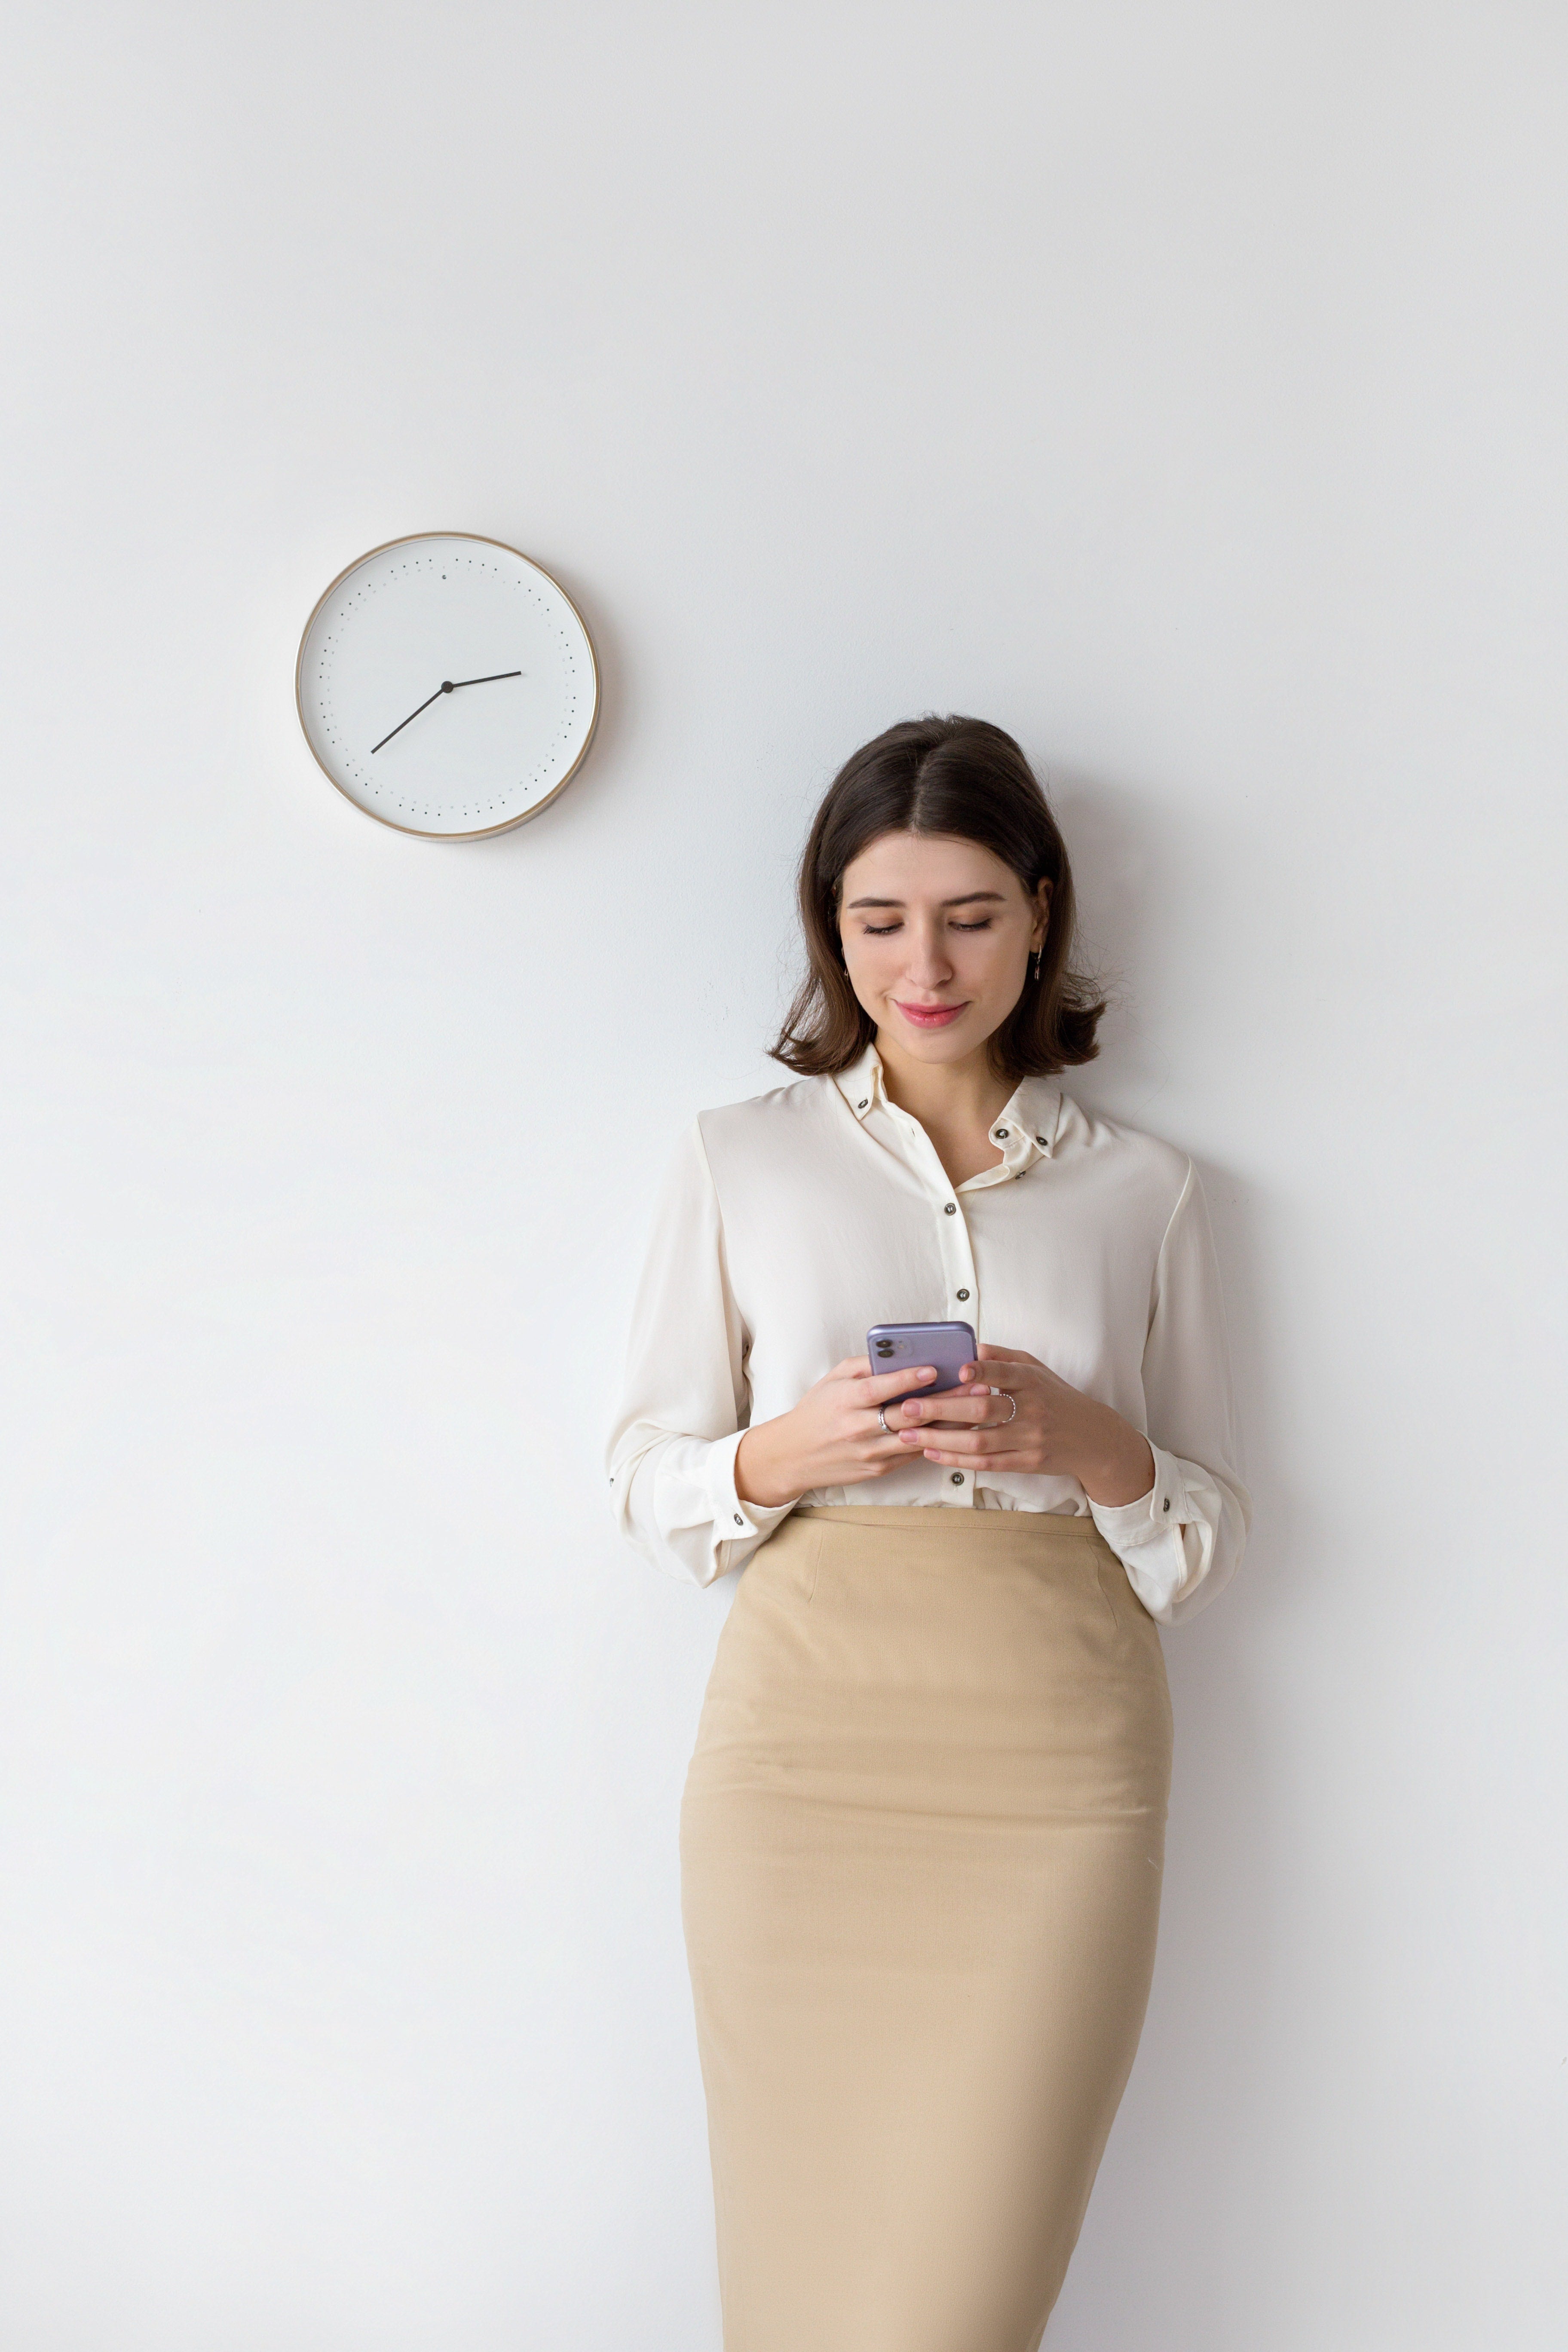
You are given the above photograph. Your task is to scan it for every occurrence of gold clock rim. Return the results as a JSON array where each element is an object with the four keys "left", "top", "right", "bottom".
[{"left": 294, "top": 529, "right": 601, "bottom": 842}]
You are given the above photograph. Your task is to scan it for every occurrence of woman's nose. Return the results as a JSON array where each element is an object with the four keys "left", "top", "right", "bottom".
[{"left": 902, "top": 924, "right": 952, "bottom": 983}]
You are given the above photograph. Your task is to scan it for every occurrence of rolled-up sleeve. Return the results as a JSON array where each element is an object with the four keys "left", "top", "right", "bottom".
[
  {"left": 1089, "top": 1161, "right": 1252, "bottom": 1624},
  {"left": 606, "top": 1121, "right": 799, "bottom": 1586}
]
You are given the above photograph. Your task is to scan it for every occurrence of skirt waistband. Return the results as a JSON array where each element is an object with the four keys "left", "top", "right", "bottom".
[{"left": 793, "top": 1503, "right": 1108, "bottom": 1543}]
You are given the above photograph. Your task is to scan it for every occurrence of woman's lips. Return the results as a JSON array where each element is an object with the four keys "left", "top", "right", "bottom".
[{"left": 894, "top": 1000, "right": 968, "bottom": 1029}]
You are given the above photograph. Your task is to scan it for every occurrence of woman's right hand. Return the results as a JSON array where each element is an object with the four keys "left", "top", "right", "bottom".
[{"left": 735, "top": 1357, "right": 954, "bottom": 1508}]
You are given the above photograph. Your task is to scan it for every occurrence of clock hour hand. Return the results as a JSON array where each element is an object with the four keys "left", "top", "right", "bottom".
[{"left": 370, "top": 670, "right": 522, "bottom": 755}]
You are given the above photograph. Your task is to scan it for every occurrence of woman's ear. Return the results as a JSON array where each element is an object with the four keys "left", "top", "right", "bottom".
[{"left": 1031, "top": 880, "right": 1053, "bottom": 951}]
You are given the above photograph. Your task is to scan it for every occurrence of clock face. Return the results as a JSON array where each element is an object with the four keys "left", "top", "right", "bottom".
[{"left": 295, "top": 533, "right": 599, "bottom": 839}]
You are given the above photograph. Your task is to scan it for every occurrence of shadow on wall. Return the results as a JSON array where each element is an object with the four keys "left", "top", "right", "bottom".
[
  {"left": 490, "top": 556, "right": 634, "bottom": 850},
  {"left": 1048, "top": 767, "right": 1181, "bottom": 1119},
  {"left": 1043, "top": 768, "right": 1297, "bottom": 2335}
]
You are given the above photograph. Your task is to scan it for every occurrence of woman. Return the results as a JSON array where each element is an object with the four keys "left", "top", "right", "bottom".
[{"left": 608, "top": 716, "right": 1249, "bottom": 2352}]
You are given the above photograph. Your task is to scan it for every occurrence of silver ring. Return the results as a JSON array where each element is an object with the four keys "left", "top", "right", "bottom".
[
  {"left": 877, "top": 1404, "right": 894, "bottom": 1433},
  {"left": 995, "top": 1392, "right": 1018, "bottom": 1425}
]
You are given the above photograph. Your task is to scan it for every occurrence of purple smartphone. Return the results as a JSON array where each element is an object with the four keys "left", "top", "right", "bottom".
[{"left": 866, "top": 1320, "right": 978, "bottom": 1399}]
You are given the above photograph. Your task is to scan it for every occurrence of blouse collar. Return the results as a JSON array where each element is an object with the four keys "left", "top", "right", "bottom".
[{"left": 833, "top": 1042, "right": 1063, "bottom": 1164}]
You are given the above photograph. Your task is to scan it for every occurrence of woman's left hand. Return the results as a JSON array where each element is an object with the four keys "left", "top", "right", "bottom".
[{"left": 897, "top": 1344, "right": 1156, "bottom": 1508}]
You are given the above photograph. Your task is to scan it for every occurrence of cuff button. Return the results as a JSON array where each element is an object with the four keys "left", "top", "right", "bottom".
[{"left": 1162, "top": 1498, "right": 1171, "bottom": 1512}]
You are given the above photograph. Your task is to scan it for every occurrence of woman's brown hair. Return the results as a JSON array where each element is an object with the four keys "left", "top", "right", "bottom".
[{"left": 769, "top": 715, "right": 1104, "bottom": 1082}]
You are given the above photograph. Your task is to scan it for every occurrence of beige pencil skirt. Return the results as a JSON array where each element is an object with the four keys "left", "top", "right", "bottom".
[{"left": 680, "top": 1504, "right": 1174, "bottom": 2352}]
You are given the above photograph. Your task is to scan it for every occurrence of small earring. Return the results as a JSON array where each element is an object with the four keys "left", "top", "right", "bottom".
[{"left": 1030, "top": 947, "right": 1042, "bottom": 982}]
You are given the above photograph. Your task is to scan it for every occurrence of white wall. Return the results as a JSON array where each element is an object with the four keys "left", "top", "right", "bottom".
[{"left": 1, "top": 4, "right": 1564, "bottom": 2345}]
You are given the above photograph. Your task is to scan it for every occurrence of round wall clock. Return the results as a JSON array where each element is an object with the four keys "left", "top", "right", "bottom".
[{"left": 295, "top": 532, "right": 599, "bottom": 839}]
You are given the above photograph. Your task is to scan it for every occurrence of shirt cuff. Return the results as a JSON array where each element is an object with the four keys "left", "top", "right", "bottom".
[
  {"left": 1088, "top": 1443, "right": 1194, "bottom": 1621},
  {"left": 1087, "top": 1441, "right": 1185, "bottom": 1551},
  {"left": 703, "top": 1429, "right": 801, "bottom": 1561}
]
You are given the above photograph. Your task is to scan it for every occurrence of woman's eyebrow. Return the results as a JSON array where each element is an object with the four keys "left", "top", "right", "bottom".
[{"left": 844, "top": 890, "right": 1008, "bottom": 910}]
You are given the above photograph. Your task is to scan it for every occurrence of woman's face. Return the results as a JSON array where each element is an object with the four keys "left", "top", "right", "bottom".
[{"left": 836, "top": 830, "right": 1050, "bottom": 1069}]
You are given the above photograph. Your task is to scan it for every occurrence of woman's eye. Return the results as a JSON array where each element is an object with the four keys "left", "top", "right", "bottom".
[{"left": 860, "top": 916, "right": 994, "bottom": 935}]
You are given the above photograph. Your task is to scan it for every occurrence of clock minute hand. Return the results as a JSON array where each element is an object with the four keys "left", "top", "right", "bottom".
[{"left": 370, "top": 670, "right": 523, "bottom": 755}]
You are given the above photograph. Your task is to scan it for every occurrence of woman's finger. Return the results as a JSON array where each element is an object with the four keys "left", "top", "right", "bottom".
[
  {"left": 857, "top": 1366, "right": 942, "bottom": 1406},
  {"left": 926, "top": 1439, "right": 1034, "bottom": 1458},
  {"left": 916, "top": 1422, "right": 1019, "bottom": 1457},
  {"left": 896, "top": 1388, "right": 1003, "bottom": 1428},
  {"left": 873, "top": 1397, "right": 919, "bottom": 1431}
]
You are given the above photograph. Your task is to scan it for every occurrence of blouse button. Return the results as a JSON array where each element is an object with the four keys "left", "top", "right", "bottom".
[
  {"left": 994, "top": 1127, "right": 1008, "bottom": 1139},
  {"left": 858, "top": 1099, "right": 868, "bottom": 1109},
  {"left": 956, "top": 1287, "right": 969, "bottom": 1301},
  {"left": 950, "top": 1472, "right": 965, "bottom": 1485},
  {"left": 1162, "top": 1498, "right": 1171, "bottom": 1513},
  {"left": 944, "top": 1202, "right": 957, "bottom": 1215},
  {"left": 734, "top": 1513, "right": 744, "bottom": 1526},
  {"left": 1035, "top": 1135, "right": 1047, "bottom": 1146}
]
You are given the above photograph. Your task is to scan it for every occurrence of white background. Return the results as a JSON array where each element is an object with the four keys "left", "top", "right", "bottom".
[{"left": 1, "top": 5, "right": 1564, "bottom": 2346}]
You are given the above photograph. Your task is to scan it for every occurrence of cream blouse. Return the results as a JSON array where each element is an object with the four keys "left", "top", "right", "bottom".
[{"left": 607, "top": 1043, "right": 1250, "bottom": 1623}]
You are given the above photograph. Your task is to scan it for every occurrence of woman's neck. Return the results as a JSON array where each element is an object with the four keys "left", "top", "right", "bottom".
[{"left": 875, "top": 1034, "right": 1014, "bottom": 1187}]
